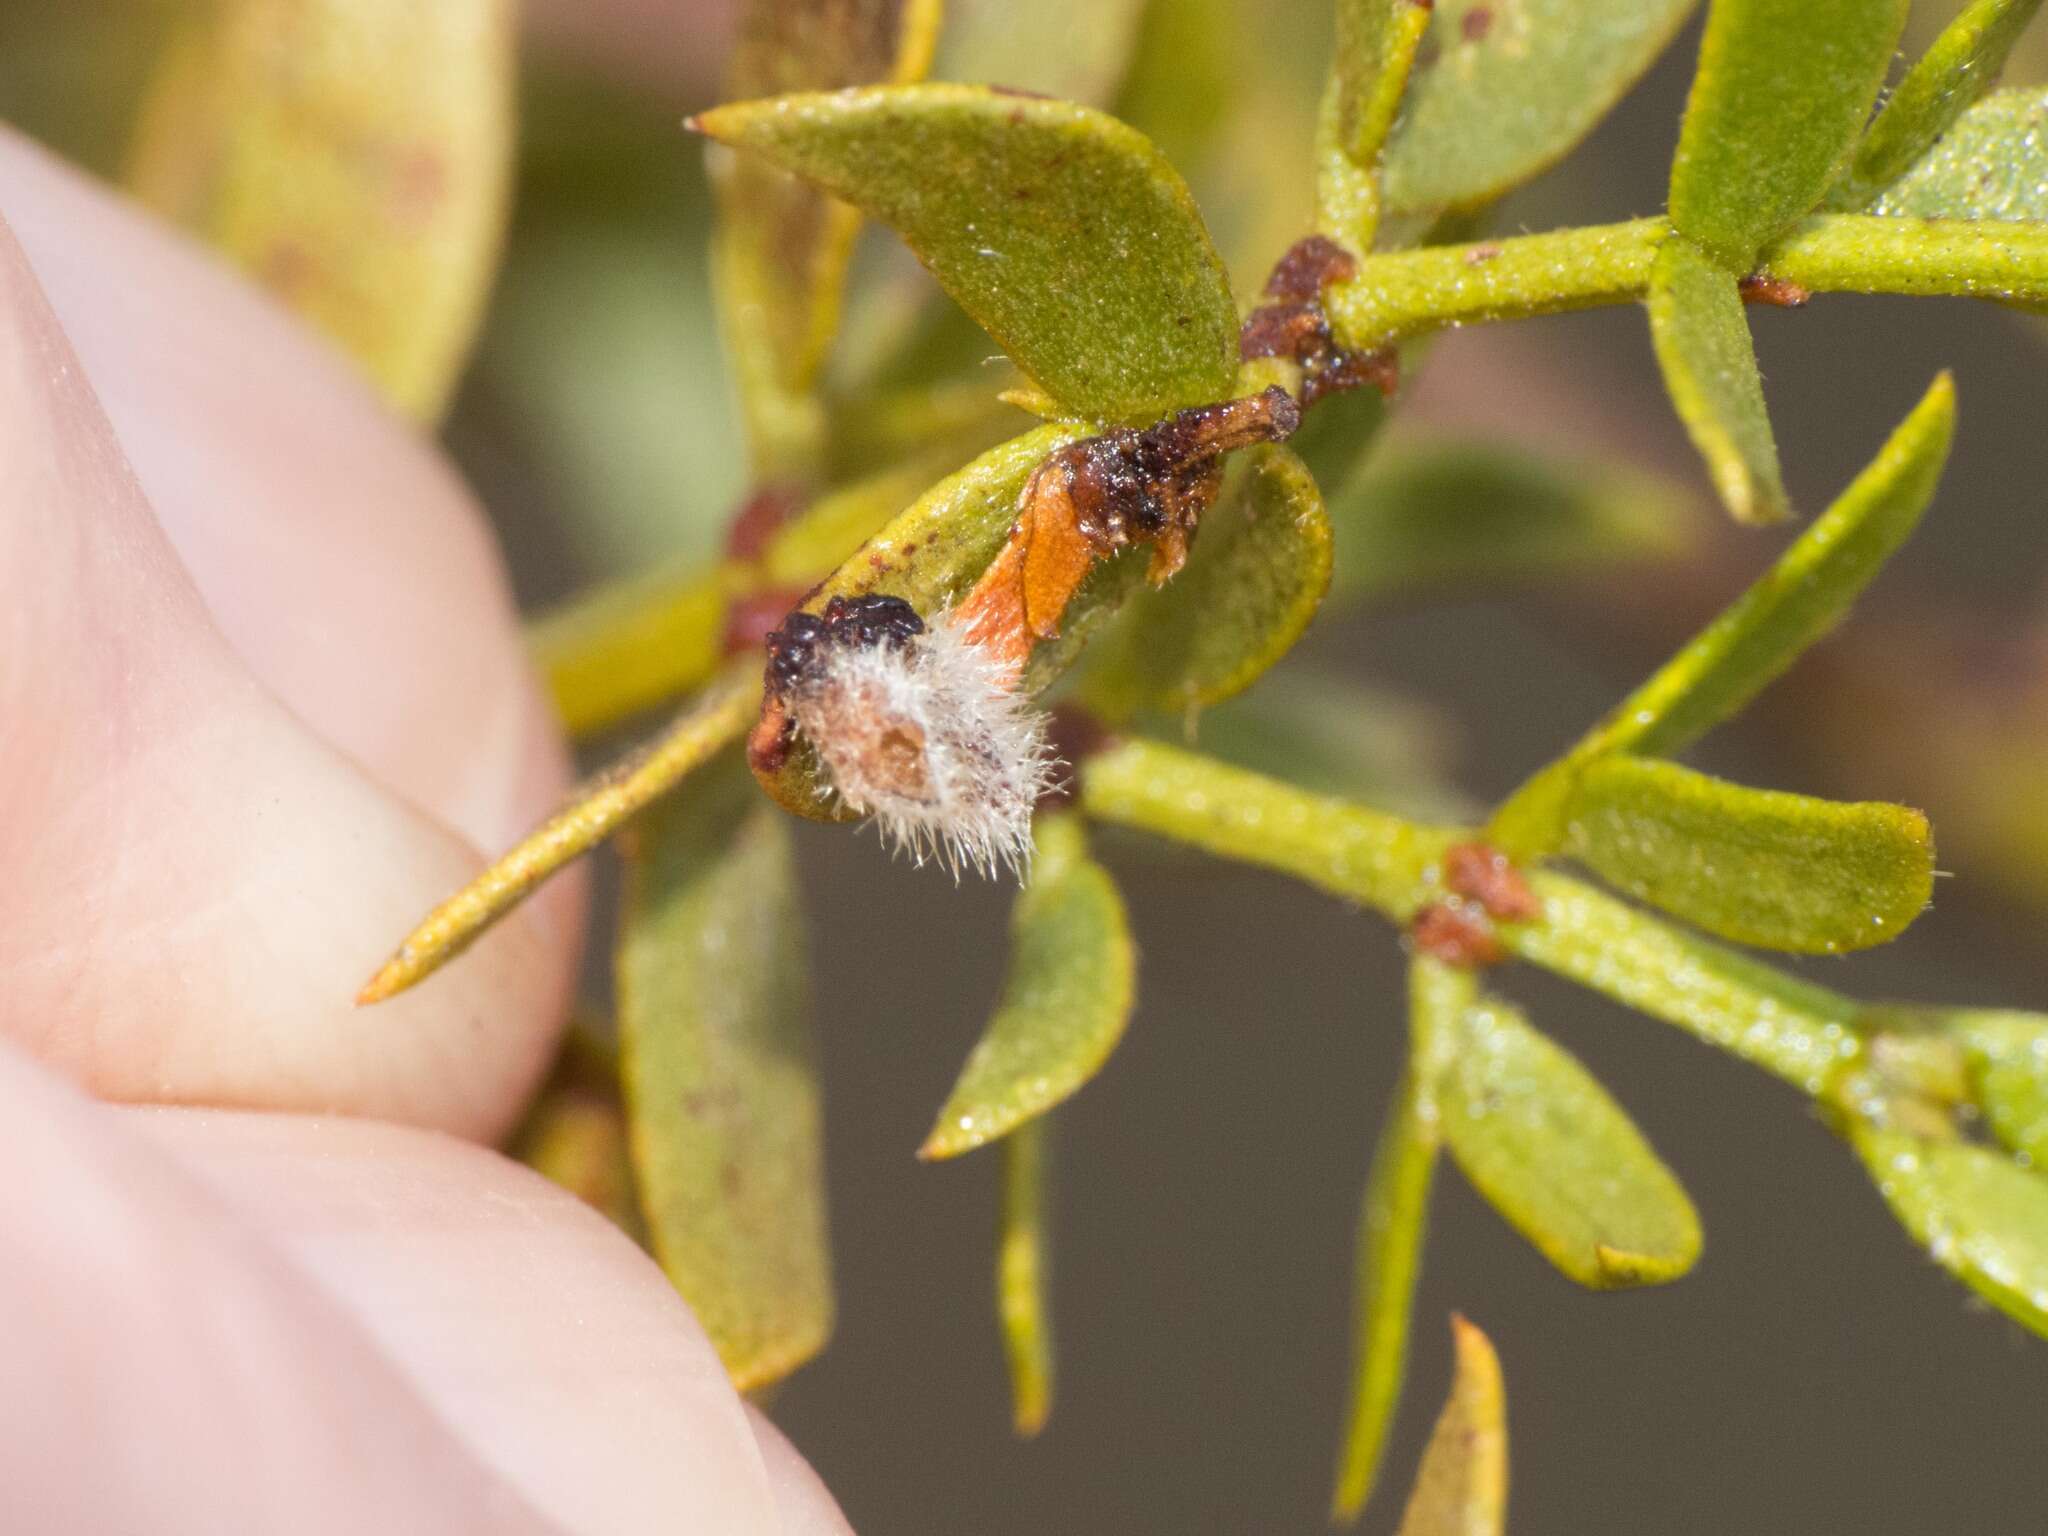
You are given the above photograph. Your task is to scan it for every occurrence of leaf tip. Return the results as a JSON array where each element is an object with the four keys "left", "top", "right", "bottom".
[{"left": 354, "top": 955, "right": 413, "bottom": 1007}]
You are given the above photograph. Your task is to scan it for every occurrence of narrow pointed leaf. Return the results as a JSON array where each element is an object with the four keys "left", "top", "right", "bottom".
[
  {"left": 1831, "top": 1, "right": 2046, "bottom": 211},
  {"left": 922, "top": 814, "right": 1135, "bottom": 1158},
  {"left": 713, "top": 0, "right": 940, "bottom": 432},
  {"left": 1947, "top": 1010, "right": 2048, "bottom": 1169},
  {"left": 1564, "top": 757, "right": 1934, "bottom": 954},
  {"left": 1331, "top": 959, "right": 1462, "bottom": 1524},
  {"left": 1648, "top": 237, "right": 1788, "bottom": 525},
  {"left": 1325, "top": 0, "right": 1434, "bottom": 246},
  {"left": 125, "top": 0, "right": 514, "bottom": 420},
  {"left": 998, "top": 1119, "right": 1055, "bottom": 1436},
  {"left": 1852, "top": 1125, "right": 2048, "bottom": 1339},
  {"left": 1328, "top": 435, "right": 1691, "bottom": 601},
  {"left": 751, "top": 424, "right": 1089, "bottom": 820},
  {"left": 1378, "top": 0, "right": 1697, "bottom": 217},
  {"left": 508, "top": 1029, "right": 645, "bottom": 1241},
  {"left": 1491, "top": 373, "right": 1955, "bottom": 854},
  {"left": 1872, "top": 88, "right": 2048, "bottom": 225},
  {"left": 935, "top": 0, "right": 1146, "bottom": 107},
  {"left": 619, "top": 755, "right": 831, "bottom": 1390},
  {"left": 360, "top": 663, "right": 761, "bottom": 1003},
  {"left": 1392, "top": 1316, "right": 1509, "bottom": 1536},
  {"left": 1442, "top": 997, "right": 1701, "bottom": 1288},
  {"left": 1668, "top": 0, "right": 1908, "bottom": 269},
  {"left": 1077, "top": 446, "right": 1333, "bottom": 723},
  {"left": 693, "top": 84, "right": 1240, "bottom": 422}
]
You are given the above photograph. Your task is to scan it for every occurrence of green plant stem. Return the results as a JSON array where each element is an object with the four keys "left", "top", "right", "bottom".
[
  {"left": 1079, "top": 739, "right": 1862, "bottom": 1094},
  {"left": 1325, "top": 215, "right": 2048, "bottom": 349}
]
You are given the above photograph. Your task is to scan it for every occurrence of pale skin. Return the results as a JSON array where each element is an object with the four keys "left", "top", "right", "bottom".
[{"left": 0, "top": 126, "right": 850, "bottom": 1533}]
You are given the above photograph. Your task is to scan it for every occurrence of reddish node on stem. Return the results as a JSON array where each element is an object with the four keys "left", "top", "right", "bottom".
[
  {"left": 1738, "top": 274, "right": 1811, "bottom": 309},
  {"left": 1411, "top": 901, "right": 1507, "bottom": 969},
  {"left": 1442, "top": 842, "right": 1542, "bottom": 923},
  {"left": 723, "top": 484, "right": 805, "bottom": 563}
]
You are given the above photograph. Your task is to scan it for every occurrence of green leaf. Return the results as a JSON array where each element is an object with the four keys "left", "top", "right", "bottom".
[
  {"left": 1377, "top": 0, "right": 1698, "bottom": 217},
  {"left": 1331, "top": 959, "right": 1460, "bottom": 1525},
  {"left": 1333, "top": 0, "right": 1433, "bottom": 166},
  {"left": 1947, "top": 1011, "right": 2048, "bottom": 1169},
  {"left": 1441, "top": 996, "right": 1702, "bottom": 1288},
  {"left": 934, "top": 0, "right": 1147, "bottom": 107},
  {"left": 1328, "top": 434, "right": 1692, "bottom": 601},
  {"left": 1490, "top": 373, "right": 1955, "bottom": 854},
  {"left": 125, "top": 0, "right": 515, "bottom": 422},
  {"left": 1076, "top": 446, "right": 1333, "bottom": 723},
  {"left": 921, "top": 812, "right": 1136, "bottom": 1158},
  {"left": 998, "top": 1119, "right": 1055, "bottom": 1436},
  {"left": 1647, "top": 237, "right": 1789, "bottom": 524},
  {"left": 618, "top": 755, "right": 831, "bottom": 1391},
  {"left": 1852, "top": 1125, "right": 2048, "bottom": 1338},
  {"left": 710, "top": 0, "right": 940, "bottom": 471},
  {"left": 694, "top": 84, "right": 1241, "bottom": 422},
  {"left": 508, "top": 1028, "right": 645, "bottom": 1242},
  {"left": 1872, "top": 88, "right": 2048, "bottom": 225},
  {"left": 1391, "top": 1315, "right": 1509, "bottom": 1536},
  {"left": 1668, "top": 0, "right": 1908, "bottom": 269},
  {"left": 1831, "top": 1, "right": 2045, "bottom": 211},
  {"left": 1563, "top": 757, "right": 1934, "bottom": 955},
  {"left": 752, "top": 423, "right": 1088, "bottom": 819}
]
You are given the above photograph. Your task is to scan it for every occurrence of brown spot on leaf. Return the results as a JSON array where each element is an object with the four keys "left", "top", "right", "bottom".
[
  {"left": 1411, "top": 901, "right": 1507, "bottom": 968},
  {"left": 1464, "top": 243, "right": 1503, "bottom": 265},
  {"left": 1442, "top": 842, "right": 1541, "bottom": 923},
  {"left": 1461, "top": 6, "right": 1494, "bottom": 41}
]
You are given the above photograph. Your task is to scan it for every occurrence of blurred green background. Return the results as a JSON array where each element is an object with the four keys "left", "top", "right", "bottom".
[{"left": 8, "top": 1, "right": 2048, "bottom": 1530}]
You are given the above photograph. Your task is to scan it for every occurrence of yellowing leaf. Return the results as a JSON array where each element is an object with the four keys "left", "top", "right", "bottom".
[
  {"left": 1442, "top": 997, "right": 1701, "bottom": 1288},
  {"left": 1831, "top": 1, "right": 2046, "bottom": 212},
  {"left": 1392, "top": 1316, "right": 1509, "bottom": 1536},
  {"left": 127, "top": 0, "right": 514, "bottom": 421},
  {"left": 921, "top": 813, "right": 1136, "bottom": 1158},
  {"left": 1668, "top": 0, "right": 1909, "bottom": 269},
  {"left": 694, "top": 84, "right": 1240, "bottom": 422},
  {"left": 1379, "top": 0, "right": 1698, "bottom": 217},
  {"left": 1648, "top": 237, "right": 1789, "bottom": 524},
  {"left": 998, "top": 1119, "right": 1055, "bottom": 1436},
  {"left": 1077, "top": 446, "right": 1333, "bottom": 723},
  {"left": 618, "top": 755, "right": 831, "bottom": 1390},
  {"left": 1491, "top": 373, "right": 1955, "bottom": 854},
  {"left": 1853, "top": 1125, "right": 2048, "bottom": 1339},
  {"left": 508, "top": 1029, "right": 645, "bottom": 1241},
  {"left": 1331, "top": 958, "right": 1462, "bottom": 1525},
  {"left": 1872, "top": 88, "right": 2048, "bottom": 225},
  {"left": 1563, "top": 757, "right": 1934, "bottom": 955}
]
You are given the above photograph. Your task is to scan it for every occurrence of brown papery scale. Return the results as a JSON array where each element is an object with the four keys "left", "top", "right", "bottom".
[
  {"left": 1442, "top": 841, "right": 1542, "bottom": 923},
  {"left": 1241, "top": 236, "right": 1397, "bottom": 407},
  {"left": 1410, "top": 900, "right": 1508, "bottom": 969}
]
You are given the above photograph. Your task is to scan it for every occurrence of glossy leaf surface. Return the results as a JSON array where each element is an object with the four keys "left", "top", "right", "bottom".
[
  {"left": 1379, "top": 0, "right": 1697, "bottom": 216},
  {"left": 1078, "top": 446, "right": 1332, "bottom": 723},
  {"left": 922, "top": 814, "right": 1136, "bottom": 1158},
  {"left": 695, "top": 84, "right": 1240, "bottom": 421},
  {"left": 1668, "top": 0, "right": 1908, "bottom": 268},
  {"left": 1441, "top": 997, "right": 1702, "bottom": 1288},
  {"left": 1648, "top": 237, "right": 1788, "bottom": 524},
  {"left": 618, "top": 757, "right": 830, "bottom": 1390},
  {"left": 1564, "top": 757, "right": 1934, "bottom": 954}
]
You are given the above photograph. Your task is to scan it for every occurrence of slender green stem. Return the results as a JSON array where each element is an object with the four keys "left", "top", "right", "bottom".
[
  {"left": 1079, "top": 739, "right": 1863, "bottom": 1094},
  {"left": 1325, "top": 214, "right": 2048, "bottom": 350}
]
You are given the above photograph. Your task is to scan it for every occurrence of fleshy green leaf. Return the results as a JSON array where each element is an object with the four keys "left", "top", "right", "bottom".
[
  {"left": 618, "top": 755, "right": 831, "bottom": 1391},
  {"left": 1873, "top": 88, "right": 2048, "bottom": 225},
  {"left": 1076, "top": 446, "right": 1332, "bottom": 723},
  {"left": 1852, "top": 1125, "right": 2048, "bottom": 1338},
  {"left": 921, "top": 813, "right": 1136, "bottom": 1158},
  {"left": 1947, "top": 1011, "right": 2048, "bottom": 1169},
  {"left": 935, "top": 0, "right": 1147, "bottom": 107},
  {"left": 710, "top": 0, "right": 940, "bottom": 474},
  {"left": 750, "top": 424, "right": 1088, "bottom": 819},
  {"left": 125, "top": 0, "right": 514, "bottom": 421},
  {"left": 1668, "top": 0, "right": 1908, "bottom": 269},
  {"left": 1441, "top": 996, "right": 1702, "bottom": 1288},
  {"left": 1564, "top": 757, "right": 1934, "bottom": 954},
  {"left": 1377, "top": 0, "right": 1698, "bottom": 217},
  {"left": 1328, "top": 434, "right": 1691, "bottom": 600},
  {"left": 1648, "top": 237, "right": 1788, "bottom": 524},
  {"left": 998, "top": 1119, "right": 1055, "bottom": 1436},
  {"left": 1331, "top": 958, "right": 1461, "bottom": 1525},
  {"left": 1490, "top": 373, "right": 1955, "bottom": 854},
  {"left": 694, "top": 84, "right": 1241, "bottom": 422},
  {"left": 1831, "top": 1, "right": 2046, "bottom": 211},
  {"left": 1333, "top": 0, "right": 1433, "bottom": 166},
  {"left": 1391, "top": 1316, "right": 1509, "bottom": 1536}
]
